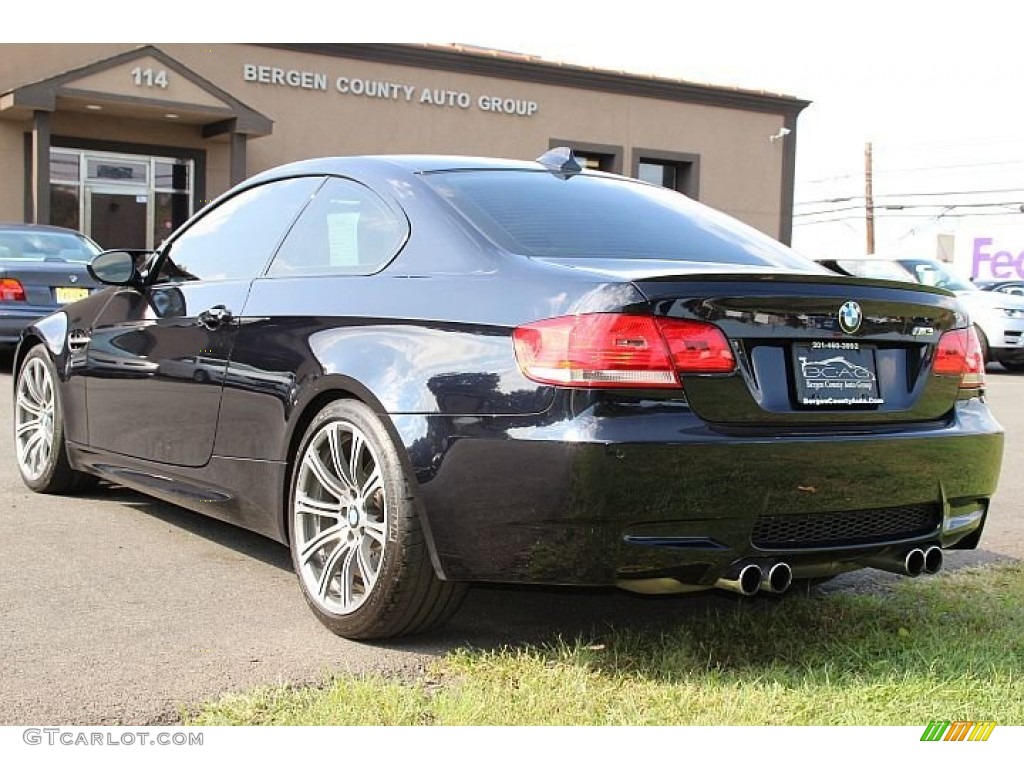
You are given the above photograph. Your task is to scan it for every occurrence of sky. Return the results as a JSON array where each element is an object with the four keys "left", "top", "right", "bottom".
[
  {"left": 466, "top": 1, "right": 1024, "bottom": 259},
  {"left": 11, "top": 0, "right": 1024, "bottom": 259}
]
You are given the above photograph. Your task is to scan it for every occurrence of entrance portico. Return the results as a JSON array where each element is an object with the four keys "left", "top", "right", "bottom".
[{"left": 1, "top": 46, "right": 271, "bottom": 249}]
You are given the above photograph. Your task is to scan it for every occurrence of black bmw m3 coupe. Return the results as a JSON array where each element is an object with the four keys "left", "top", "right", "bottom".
[{"left": 12, "top": 151, "right": 1004, "bottom": 639}]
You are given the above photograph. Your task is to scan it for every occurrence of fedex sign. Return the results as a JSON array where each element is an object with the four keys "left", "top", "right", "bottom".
[{"left": 970, "top": 238, "right": 1024, "bottom": 279}]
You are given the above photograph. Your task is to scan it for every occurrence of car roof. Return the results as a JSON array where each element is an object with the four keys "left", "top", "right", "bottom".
[
  {"left": 370, "top": 155, "right": 548, "bottom": 173},
  {"left": 0, "top": 222, "right": 90, "bottom": 236},
  {"left": 244, "top": 154, "right": 618, "bottom": 189},
  {"left": 263, "top": 154, "right": 548, "bottom": 176}
]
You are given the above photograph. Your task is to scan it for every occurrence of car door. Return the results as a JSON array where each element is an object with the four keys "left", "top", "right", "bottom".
[{"left": 83, "top": 176, "right": 322, "bottom": 467}]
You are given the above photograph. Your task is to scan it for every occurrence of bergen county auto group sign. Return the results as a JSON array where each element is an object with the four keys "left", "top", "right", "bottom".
[{"left": 242, "top": 64, "right": 540, "bottom": 117}]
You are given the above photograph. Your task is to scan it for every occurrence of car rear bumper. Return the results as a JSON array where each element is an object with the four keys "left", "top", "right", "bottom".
[{"left": 401, "top": 397, "right": 1004, "bottom": 586}]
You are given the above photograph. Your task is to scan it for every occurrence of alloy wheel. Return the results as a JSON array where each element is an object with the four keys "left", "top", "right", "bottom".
[{"left": 293, "top": 420, "right": 388, "bottom": 615}]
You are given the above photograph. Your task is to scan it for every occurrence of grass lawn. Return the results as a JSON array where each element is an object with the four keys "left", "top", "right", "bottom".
[{"left": 189, "top": 563, "right": 1024, "bottom": 725}]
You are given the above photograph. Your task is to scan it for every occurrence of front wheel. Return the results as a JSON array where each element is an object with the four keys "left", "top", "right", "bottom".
[
  {"left": 14, "top": 345, "right": 93, "bottom": 494},
  {"left": 288, "top": 399, "right": 466, "bottom": 640}
]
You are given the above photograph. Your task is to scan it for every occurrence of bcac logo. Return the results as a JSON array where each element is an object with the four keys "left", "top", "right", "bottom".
[
  {"left": 920, "top": 720, "right": 997, "bottom": 741},
  {"left": 838, "top": 301, "right": 863, "bottom": 334},
  {"left": 798, "top": 356, "right": 875, "bottom": 382}
]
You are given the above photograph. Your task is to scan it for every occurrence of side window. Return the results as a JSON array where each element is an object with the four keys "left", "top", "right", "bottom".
[
  {"left": 267, "top": 177, "right": 408, "bottom": 276},
  {"left": 155, "top": 176, "right": 322, "bottom": 283}
]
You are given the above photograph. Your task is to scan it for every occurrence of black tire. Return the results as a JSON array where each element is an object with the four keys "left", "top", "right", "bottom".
[
  {"left": 287, "top": 399, "right": 466, "bottom": 640},
  {"left": 1000, "top": 359, "right": 1024, "bottom": 372},
  {"left": 14, "top": 345, "right": 95, "bottom": 494}
]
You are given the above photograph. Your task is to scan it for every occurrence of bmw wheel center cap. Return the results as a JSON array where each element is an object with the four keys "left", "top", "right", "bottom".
[{"left": 838, "top": 301, "right": 863, "bottom": 334}]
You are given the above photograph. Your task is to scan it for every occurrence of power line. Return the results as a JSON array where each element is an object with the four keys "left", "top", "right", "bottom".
[
  {"left": 796, "top": 186, "right": 1024, "bottom": 207},
  {"left": 796, "top": 200, "right": 1024, "bottom": 218},
  {"left": 794, "top": 209, "right": 1023, "bottom": 227}
]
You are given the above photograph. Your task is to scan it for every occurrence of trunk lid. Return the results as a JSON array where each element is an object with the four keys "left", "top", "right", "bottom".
[{"left": 631, "top": 272, "right": 963, "bottom": 425}]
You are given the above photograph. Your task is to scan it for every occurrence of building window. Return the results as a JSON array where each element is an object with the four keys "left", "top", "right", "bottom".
[
  {"left": 576, "top": 153, "right": 610, "bottom": 171},
  {"left": 632, "top": 149, "right": 700, "bottom": 198},
  {"left": 638, "top": 161, "right": 679, "bottom": 189},
  {"left": 548, "top": 139, "right": 623, "bottom": 174}
]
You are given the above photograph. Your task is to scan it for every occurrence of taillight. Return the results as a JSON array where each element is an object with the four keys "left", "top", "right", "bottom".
[
  {"left": 656, "top": 318, "right": 737, "bottom": 373},
  {"left": 934, "top": 327, "right": 985, "bottom": 389},
  {"left": 512, "top": 313, "right": 734, "bottom": 388},
  {"left": 0, "top": 278, "right": 26, "bottom": 302}
]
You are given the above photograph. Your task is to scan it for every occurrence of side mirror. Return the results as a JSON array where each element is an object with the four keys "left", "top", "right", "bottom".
[{"left": 87, "top": 250, "right": 150, "bottom": 287}]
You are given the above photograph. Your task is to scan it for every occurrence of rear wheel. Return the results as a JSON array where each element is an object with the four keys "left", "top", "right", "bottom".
[
  {"left": 288, "top": 399, "right": 466, "bottom": 639},
  {"left": 974, "top": 325, "right": 989, "bottom": 363},
  {"left": 14, "top": 346, "right": 93, "bottom": 494}
]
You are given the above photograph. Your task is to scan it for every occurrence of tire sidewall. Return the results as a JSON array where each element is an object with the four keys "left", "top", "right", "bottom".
[
  {"left": 287, "top": 399, "right": 411, "bottom": 636},
  {"left": 974, "top": 324, "right": 989, "bottom": 363}
]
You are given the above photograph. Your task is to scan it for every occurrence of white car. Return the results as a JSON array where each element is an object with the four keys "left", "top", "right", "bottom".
[{"left": 818, "top": 257, "right": 1024, "bottom": 371}]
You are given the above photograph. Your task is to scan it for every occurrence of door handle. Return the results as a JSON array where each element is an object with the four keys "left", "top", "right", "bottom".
[{"left": 197, "top": 305, "right": 233, "bottom": 330}]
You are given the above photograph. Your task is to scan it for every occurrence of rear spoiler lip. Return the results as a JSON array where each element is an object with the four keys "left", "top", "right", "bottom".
[{"left": 629, "top": 271, "right": 956, "bottom": 299}]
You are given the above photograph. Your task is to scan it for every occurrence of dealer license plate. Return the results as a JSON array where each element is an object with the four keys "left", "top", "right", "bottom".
[
  {"left": 793, "top": 342, "right": 883, "bottom": 408},
  {"left": 55, "top": 287, "right": 89, "bottom": 304}
]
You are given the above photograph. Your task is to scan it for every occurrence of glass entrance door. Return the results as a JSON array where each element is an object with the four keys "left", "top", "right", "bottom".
[
  {"left": 49, "top": 148, "right": 194, "bottom": 250},
  {"left": 86, "top": 187, "right": 148, "bottom": 250}
]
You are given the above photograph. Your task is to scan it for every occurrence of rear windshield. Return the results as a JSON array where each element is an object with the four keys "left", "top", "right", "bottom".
[
  {"left": 828, "top": 259, "right": 913, "bottom": 282},
  {"left": 0, "top": 230, "right": 100, "bottom": 263},
  {"left": 423, "top": 169, "right": 811, "bottom": 268},
  {"left": 898, "top": 259, "right": 974, "bottom": 292}
]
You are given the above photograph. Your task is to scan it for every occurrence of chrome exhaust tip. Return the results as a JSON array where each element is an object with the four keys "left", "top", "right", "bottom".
[
  {"left": 715, "top": 563, "right": 763, "bottom": 596},
  {"left": 905, "top": 548, "right": 925, "bottom": 578},
  {"left": 863, "top": 548, "right": 926, "bottom": 577},
  {"left": 923, "top": 546, "right": 943, "bottom": 575},
  {"left": 761, "top": 562, "right": 793, "bottom": 594}
]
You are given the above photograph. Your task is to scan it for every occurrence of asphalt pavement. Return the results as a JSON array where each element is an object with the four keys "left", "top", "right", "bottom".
[{"left": 0, "top": 355, "right": 1020, "bottom": 724}]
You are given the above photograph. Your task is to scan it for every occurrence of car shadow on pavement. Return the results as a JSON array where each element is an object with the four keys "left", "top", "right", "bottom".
[
  {"left": 387, "top": 546, "right": 1023, "bottom": 655},
  {"left": 69, "top": 481, "right": 1024, "bottom": 658},
  {"left": 79, "top": 481, "right": 293, "bottom": 571}
]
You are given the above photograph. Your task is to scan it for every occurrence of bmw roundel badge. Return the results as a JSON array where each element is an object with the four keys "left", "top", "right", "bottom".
[{"left": 838, "top": 301, "right": 863, "bottom": 334}]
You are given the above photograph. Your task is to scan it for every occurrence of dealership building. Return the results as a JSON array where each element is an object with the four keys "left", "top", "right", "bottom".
[{"left": 0, "top": 43, "right": 808, "bottom": 250}]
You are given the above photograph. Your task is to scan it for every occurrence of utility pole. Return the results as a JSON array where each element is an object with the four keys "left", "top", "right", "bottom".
[{"left": 865, "top": 141, "right": 875, "bottom": 254}]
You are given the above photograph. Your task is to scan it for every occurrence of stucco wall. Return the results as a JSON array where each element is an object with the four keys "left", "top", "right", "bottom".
[{"left": 0, "top": 43, "right": 794, "bottom": 237}]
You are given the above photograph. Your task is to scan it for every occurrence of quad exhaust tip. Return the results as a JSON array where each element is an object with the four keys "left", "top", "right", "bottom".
[
  {"left": 864, "top": 548, "right": 929, "bottom": 577},
  {"left": 715, "top": 563, "right": 763, "bottom": 596},
  {"left": 905, "top": 548, "right": 925, "bottom": 578},
  {"left": 762, "top": 562, "right": 793, "bottom": 594},
  {"left": 715, "top": 561, "right": 794, "bottom": 596},
  {"left": 923, "top": 545, "right": 943, "bottom": 575}
]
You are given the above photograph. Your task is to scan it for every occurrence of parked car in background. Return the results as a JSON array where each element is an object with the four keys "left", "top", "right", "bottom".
[
  {"left": 0, "top": 224, "right": 102, "bottom": 349},
  {"left": 975, "top": 279, "right": 1024, "bottom": 297},
  {"left": 817, "top": 256, "right": 1024, "bottom": 371},
  {"left": 12, "top": 152, "right": 1004, "bottom": 639}
]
